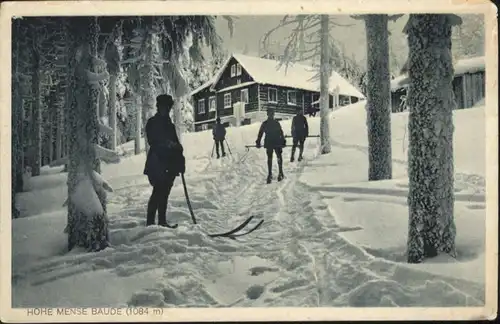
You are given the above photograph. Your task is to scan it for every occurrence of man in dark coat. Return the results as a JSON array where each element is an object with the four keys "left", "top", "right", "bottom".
[
  {"left": 290, "top": 107, "right": 309, "bottom": 162},
  {"left": 307, "top": 104, "right": 316, "bottom": 117},
  {"left": 143, "top": 94, "right": 185, "bottom": 228},
  {"left": 212, "top": 117, "right": 226, "bottom": 159},
  {"left": 256, "top": 109, "right": 286, "bottom": 184}
]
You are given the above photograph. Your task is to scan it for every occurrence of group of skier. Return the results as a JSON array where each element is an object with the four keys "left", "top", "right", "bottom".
[
  {"left": 143, "top": 94, "right": 310, "bottom": 226},
  {"left": 255, "top": 107, "right": 309, "bottom": 183}
]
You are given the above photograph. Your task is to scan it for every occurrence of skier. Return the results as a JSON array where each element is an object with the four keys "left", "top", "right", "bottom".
[
  {"left": 255, "top": 109, "right": 286, "bottom": 184},
  {"left": 143, "top": 94, "right": 185, "bottom": 228},
  {"left": 307, "top": 104, "right": 316, "bottom": 117},
  {"left": 290, "top": 107, "right": 309, "bottom": 162},
  {"left": 212, "top": 117, "right": 226, "bottom": 159}
]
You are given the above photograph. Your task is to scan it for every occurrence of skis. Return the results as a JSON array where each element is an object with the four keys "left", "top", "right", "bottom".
[
  {"left": 160, "top": 222, "right": 178, "bottom": 229},
  {"left": 207, "top": 216, "right": 264, "bottom": 239},
  {"left": 226, "top": 219, "right": 264, "bottom": 240},
  {"left": 181, "top": 173, "right": 263, "bottom": 239}
]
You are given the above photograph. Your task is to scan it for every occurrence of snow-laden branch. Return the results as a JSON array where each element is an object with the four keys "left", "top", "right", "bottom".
[
  {"left": 98, "top": 122, "right": 115, "bottom": 137},
  {"left": 95, "top": 144, "right": 121, "bottom": 164},
  {"left": 62, "top": 170, "right": 113, "bottom": 208},
  {"left": 86, "top": 70, "right": 110, "bottom": 85},
  {"left": 50, "top": 142, "right": 120, "bottom": 169}
]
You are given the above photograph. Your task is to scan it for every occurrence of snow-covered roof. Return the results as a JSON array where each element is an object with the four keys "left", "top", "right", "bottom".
[
  {"left": 390, "top": 75, "right": 409, "bottom": 91},
  {"left": 210, "top": 53, "right": 365, "bottom": 99},
  {"left": 189, "top": 77, "right": 216, "bottom": 97},
  {"left": 454, "top": 55, "right": 485, "bottom": 75},
  {"left": 218, "top": 81, "right": 257, "bottom": 93},
  {"left": 391, "top": 56, "right": 485, "bottom": 92}
]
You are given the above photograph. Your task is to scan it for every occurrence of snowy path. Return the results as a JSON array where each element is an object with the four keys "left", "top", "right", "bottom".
[
  {"left": 107, "top": 139, "right": 483, "bottom": 307},
  {"left": 12, "top": 137, "right": 485, "bottom": 308},
  {"left": 12, "top": 105, "right": 487, "bottom": 308}
]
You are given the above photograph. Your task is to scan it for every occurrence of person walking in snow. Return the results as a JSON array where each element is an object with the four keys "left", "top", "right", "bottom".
[
  {"left": 307, "top": 104, "right": 316, "bottom": 117},
  {"left": 143, "top": 94, "right": 185, "bottom": 228},
  {"left": 290, "top": 107, "right": 309, "bottom": 162},
  {"left": 255, "top": 109, "right": 286, "bottom": 184},
  {"left": 212, "top": 117, "right": 226, "bottom": 159}
]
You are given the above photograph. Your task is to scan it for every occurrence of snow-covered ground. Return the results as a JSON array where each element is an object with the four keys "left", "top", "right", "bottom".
[{"left": 12, "top": 101, "right": 487, "bottom": 308}]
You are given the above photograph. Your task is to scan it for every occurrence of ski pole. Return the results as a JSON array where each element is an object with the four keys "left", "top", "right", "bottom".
[
  {"left": 284, "top": 135, "right": 320, "bottom": 138},
  {"left": 210, "top": 142, "right": 215, "bottom": 158},
  {"left": 181, "top": 173, "right": 197, "bottom": 224},
  {"left": 225, "top": 139, "right": 232, "bottom": 156}
]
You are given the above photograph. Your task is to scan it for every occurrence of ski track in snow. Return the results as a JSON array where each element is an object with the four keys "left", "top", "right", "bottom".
[{"left": 14, "top": 136, "right": 485, "bottom": 308}]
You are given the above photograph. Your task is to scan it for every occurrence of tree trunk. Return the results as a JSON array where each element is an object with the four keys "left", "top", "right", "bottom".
[
  {"left": 319, "top": 15, "right": 331, "bottom": 154},
  {"left": 364, "top": 15, "right": 393, "bottom": 181},
  {"left": 31, "top": 38, "right": 42, "bottom": 176},
  {"left": 105, "top": 40, "right": 120, "bottom": 151},
  {"left": 66, "top": 17, "right": 109, "bottom": 252},
  {"left": 63, "top": 22, "right": 72, "bottom": 169},
  {"left": 48, "top": 94, "right": 55, "bottom": 163},
  {"left": 12, "top": 20, "right": 23, "bottom": 217},
  {"left": 141, "top": 31, "right": 155, "bottom": 155},
  {"left": 134, "top": 95, "right": 142, "bottom": 155},
  {"left": 12, "top": 83, "right": 23, "bottom": 218},
  {"left": 55, "top": 88, "right": 63, "bottom": 160},
  {"left": 173, "top": 100, "right": 182, "bottom": 143},
  {"left": 108, "top": 74, "right": 117, "bottom": 150},
  {"left": 406, "top": 14, "right": 456, "bottom": 263}
]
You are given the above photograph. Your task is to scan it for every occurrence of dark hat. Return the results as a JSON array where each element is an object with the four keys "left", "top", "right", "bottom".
[
  {"left": 216, "top": 117, "right": 221, "bottom": 123},
  {"left": 156, "top": 94, "right": 174, "bottom": 111}
]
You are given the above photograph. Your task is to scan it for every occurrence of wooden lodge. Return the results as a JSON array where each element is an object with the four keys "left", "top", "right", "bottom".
[{"left": 190, "top": 53, "right": 366, "bottom": 132}]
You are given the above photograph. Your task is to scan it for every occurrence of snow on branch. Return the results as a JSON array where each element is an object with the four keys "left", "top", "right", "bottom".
[
  {"left": 98, "top": 122, "right": 115, "bottom": 137},
  {"left": 86, "top": 69, "right": 110, "bottom": 85},
  {"left": 49, "top": 156, "right": 68, "bottom": 167},
  {"left": 69, "top": 174, "right": 104, "bottom": 217},
  {"left": 221, "top": 15, "right": 236, "bottom": 37},
  {"left": 51, "top": 144, "right": 120, "bottom": 168},
  {"left": 91, "top": 170, "right": 114, "bottom": 193},
  {"left": 63, "top": 170, "right": 113, "bottom": 208},
  {"left": 95, "top": 144, "right": 120, "bottom": 164}
]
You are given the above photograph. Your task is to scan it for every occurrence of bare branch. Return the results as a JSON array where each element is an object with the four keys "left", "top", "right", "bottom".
[{"left": 328, "top": 17, "right": 356, "bottom": 27}]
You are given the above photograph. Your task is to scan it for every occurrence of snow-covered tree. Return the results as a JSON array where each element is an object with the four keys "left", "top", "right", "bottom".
[
  {"left": 64, "top": 16, "right": 116, "bottom": 252},
  {"left": 104, "top": 21, "right": 122, "bottom": 151},
  {"left": 30, "top": 25, "right": 43, "bottom": 176},
  {"left": 405, "top": 14, "right": 461, "bottom": 263},
  {"left": 14, "top": 15, "right": 232, "bottom": 252},
  {"left": 364, "top": 15, "right": 392, "bottom": 180},
  {"left": 318, "top": 15, "right": 332, "bottom": 154},
  {"left": 121, "top": 20, "right": 146, "bottom": 155},
  {"left": 352, "top": 14, "right": 402, "bottom": 181},
  {"left": 159, "top": 16, "right": 234, "bottom": 140},
  {"left": 263, "top": 15, "right": 354, "bottom": 154},
  {"left": 12, "top": 18, "right": 24, "bottom": 218},
  {"left": 452, "top": 14, "right": 484, "bottom": 59}
]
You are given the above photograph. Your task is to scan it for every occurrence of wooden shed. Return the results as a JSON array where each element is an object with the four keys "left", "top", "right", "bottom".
[{"left": 390, "top": 56, "right": 485, "bottom": 112}]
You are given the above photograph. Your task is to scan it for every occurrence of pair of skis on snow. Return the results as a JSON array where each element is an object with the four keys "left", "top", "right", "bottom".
[{"left": 163, "top": 174, "right": 264, "bottom": 239}]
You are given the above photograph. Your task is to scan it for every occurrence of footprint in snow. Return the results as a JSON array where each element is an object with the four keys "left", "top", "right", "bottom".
[
  {"left": 246, "top": 285, "right": 265, "bottom": 300},
  {"left": 249, "top": 266, "right": 279, "bottom": 276}
]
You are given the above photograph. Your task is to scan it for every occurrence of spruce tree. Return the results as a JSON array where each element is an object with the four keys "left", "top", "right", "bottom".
[{"left": 405, "top": 14, "right": 459, "bottom": 263}]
